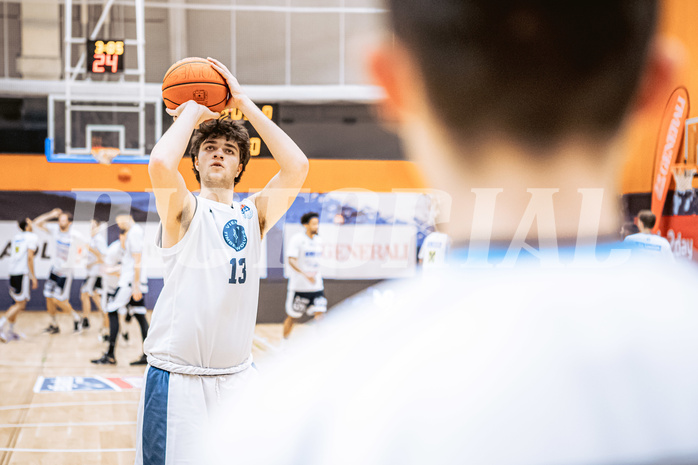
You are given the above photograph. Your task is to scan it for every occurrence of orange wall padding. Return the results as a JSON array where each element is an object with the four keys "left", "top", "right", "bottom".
[
  {"left": 0, "top": 154, "right": 426, "bottom": 193},
  {"left": 622, "top": 0, "right": 698, "bottom": 194}
]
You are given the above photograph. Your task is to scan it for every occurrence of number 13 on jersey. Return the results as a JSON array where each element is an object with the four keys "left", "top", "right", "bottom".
[{"left": 229, "top": 258, "right": 247, "bottom": 284}]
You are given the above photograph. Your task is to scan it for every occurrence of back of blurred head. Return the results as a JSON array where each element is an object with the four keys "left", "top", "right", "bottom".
[
  {"left": 370, "top": 0, "right": 673, "bottom": 243},
  {"left": 375, "top": 0, "right": 659, "bottom": 149}
]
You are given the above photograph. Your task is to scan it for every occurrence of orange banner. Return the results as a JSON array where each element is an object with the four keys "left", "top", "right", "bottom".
[{"left": 650, "top": 87, "right": 690, "bottom": 232}]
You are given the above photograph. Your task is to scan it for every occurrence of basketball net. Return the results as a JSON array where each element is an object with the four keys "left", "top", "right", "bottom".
[
  {"left": 671, "top": 164, "right": 697, "bottom": 193},
  {"left": 91, "top": 146, "right": 121, "bottom": 165}
]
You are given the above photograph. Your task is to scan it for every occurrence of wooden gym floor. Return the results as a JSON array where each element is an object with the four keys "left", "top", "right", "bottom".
[{"left": 0, "top": 311, "right": 283, "bottom": 465}]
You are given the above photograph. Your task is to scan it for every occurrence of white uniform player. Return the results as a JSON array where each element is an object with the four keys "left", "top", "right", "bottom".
[
  {"left": 92, "top": 216, "right": 150, "bottom": 366},
  {"left": 286, "top": 231, "right": 325, "bottom": 316},
  {"left": 43, "top": 222, "right": 86, "bottom": 302},
  {"left": 7, "top": 230, "right": 39, "bottom": 303},
  {"left": 33, "top": 209, "right": 87, "bottom": 334},
  {"left": 418, "top": 231, "right": 451, "bottom": 271},
  {"left": 81, "top": 229, "right": 107, "bottom": 295},
  {"left": 0, "top": 220, "right": 39, "bottom": 342},
  {"left": 107, "top": 223, "right": 148, "bottom": 315},
  {"left": 283, "top": 212, "right": 326, "bottom": 339},
  {"left": 138, "top": 56, "right": 308, "bottom": 465},
  {"left": 79, "top": 223, "right": 108, "bottom": 329},
  {"left": 101, "top": 238, "right": 125, "bottom": 312}
]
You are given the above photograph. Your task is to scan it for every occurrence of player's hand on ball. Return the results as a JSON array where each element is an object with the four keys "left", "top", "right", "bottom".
[
  {"left": 207, "top": 57, "right": 245, "bottom": 110},
  {"left": 166, "top": 100, "right": 219, "bottom": 128}
]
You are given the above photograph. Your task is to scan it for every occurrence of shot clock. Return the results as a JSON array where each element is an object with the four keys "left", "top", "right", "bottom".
[{"left": 87, "top": 40, "right": 125, "bottom": 74}]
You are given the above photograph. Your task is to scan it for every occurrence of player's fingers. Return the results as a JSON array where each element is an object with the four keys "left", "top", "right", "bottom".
[
  {"left": 207, "top": 57, "right": 229, "bottom": 73},
  {"left": 165, "top": 107, "right": 178, "bottom": 117}
]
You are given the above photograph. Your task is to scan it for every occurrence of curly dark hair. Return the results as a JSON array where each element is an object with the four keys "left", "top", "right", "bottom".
[
  {"left": 189, "top": 118, "right": 251, "bottom": 185},
  {"left": 301, "top": 212, "right": 319, "bottom": 225}
]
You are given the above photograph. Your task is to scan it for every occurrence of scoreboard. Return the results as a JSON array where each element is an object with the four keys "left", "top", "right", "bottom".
[{"left": 87, "top": 40, "right": 125, "bottom": 74}]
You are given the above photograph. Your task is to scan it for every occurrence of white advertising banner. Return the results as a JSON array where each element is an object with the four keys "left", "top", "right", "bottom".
[{"left": 284, "top": 224, "right": 417, "bottom": 280}]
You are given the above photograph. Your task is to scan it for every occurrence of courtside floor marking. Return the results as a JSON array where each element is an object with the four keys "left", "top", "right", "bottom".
[
  {"left": 0, "top": 400, "right": 138, "bottom": 411},
  {"left": 0, "top": 421, "right": 136, "bottom": 428},
  {"left": 0, "top": 448, "right": 136, "bottom": 453}
]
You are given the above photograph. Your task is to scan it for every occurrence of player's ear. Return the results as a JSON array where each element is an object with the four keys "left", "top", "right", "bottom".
[
  {"left": 368, "top": 39, "right": 424, "bottom": 126},
  {"left": 632, "top": 36, "right": 685, "bottom": 116}
]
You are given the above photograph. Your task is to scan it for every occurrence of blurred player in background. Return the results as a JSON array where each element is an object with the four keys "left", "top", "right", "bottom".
[
  {"left": 206, "top": 1, "right": 698, "bottom": 464},
  {"left": 92, "top": 212, "right": 149, "bottom": 365},
  {"left": 97, "top": 233, "right": 125, "bottom": 344},
  {"left": 79, "top": 219, "right": 107, "bottom": 330},
  {"left": 283, "top": 212, "right": 326, "bottom": 339},
  {"left": 417, "top": 229, "right": 450, "bottom": 271},
  {"left": 136, "top": 57, "right": 308, "bottom": 464},
  {"left": 33, "top": 208, "right": 86, "bottom": 334},
  {"left": 623, "top": 210, "right": 674, "bottom": 260},
  {"left": 0, "top": 218, "right": 39, "bottom": 342}
]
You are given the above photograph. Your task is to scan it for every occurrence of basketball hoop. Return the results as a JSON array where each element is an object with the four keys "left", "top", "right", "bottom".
[
  {"left": 91, "top": 146, "right": 121, "bottom": 165},
  {"left": 671, "top": 163, "right": 697, "bottom": 193}
]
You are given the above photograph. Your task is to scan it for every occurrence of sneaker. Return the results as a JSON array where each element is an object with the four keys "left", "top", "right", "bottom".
[
  {"left": 100, "top": 332, "right": 109, "bottom": 343},
  {"left": 90, "top": 353, "right": 116, "bottom": 365},
  {"left": 7, "top": 331, "right": 20, "bottom": 342},
  {"left": 0, "top": 333, "right": 6, "bottom": 343},
  {"left": 130, "top": 354, "right": 148, "bottom": 366},
  {"left": 73, "top": 321, "right": 83, "bottom": 333},
  {"left": 46, "top": 325, "right": 60, "bottom": 335},
  {"left": 82, "top": 318, "right": 90, "bottom": 329}
]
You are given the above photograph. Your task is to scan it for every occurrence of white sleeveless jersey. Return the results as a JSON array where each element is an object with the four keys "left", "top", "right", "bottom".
[
  {"left": 8, "top": 232, "right": 39, "bottom": 276},
  {"left": 144, "top": 195, "right": 262, "bottom": 375}
]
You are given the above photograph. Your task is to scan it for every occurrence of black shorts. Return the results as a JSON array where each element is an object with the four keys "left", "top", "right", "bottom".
[{"left": 286, "top": 290, "right": 327, "bottom": 318}]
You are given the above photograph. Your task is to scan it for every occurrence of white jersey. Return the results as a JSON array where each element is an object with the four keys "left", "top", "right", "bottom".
[
  {"left": 102, "top": 240, "right": 125, "bottom": 292},
  {"left": 624, "top": 232, "right": 674, "bottom": 260},
  {"left": 46, "top": 223, "right": 87, "bottom": 275},
  {"left": 8, "top": 231, "right": 39, "bottom": 276},
  {"left": 286, "top": 232, "right": 323, "bottom": 292},
  {"left": 205, "top": 248, "right": 698, "bottom": 465},
  {"left": 119, "top": 223, "right": 148, "bottom": 287},
  {"left": 86, "top": 233, "right": 108, "bottom": 277},
  {"left": 418, "top": 231, "right": 450, "bottom": 269},
  {"left": 144, "top": 195, "right": 262, "bottom": 375}
]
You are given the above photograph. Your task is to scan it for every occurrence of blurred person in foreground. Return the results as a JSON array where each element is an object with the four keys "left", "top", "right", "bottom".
[{"left": 206, "top": 1, "right": 698, "bottom": 464}]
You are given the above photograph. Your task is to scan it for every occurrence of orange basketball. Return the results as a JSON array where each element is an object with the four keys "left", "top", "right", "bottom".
[{"left": 162, "top": 57, "right": 229, "bottom": 112}]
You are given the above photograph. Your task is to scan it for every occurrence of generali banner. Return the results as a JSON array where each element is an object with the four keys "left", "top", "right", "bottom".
[
  {"left": 651, "top": 87, "right": 690, "bottom": 232},
  {"left": 283, "top": 224, "right": 417, "bottom": 280}
]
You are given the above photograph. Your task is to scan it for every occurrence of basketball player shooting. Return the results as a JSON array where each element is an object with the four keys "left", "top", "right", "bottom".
[{"left": 135, "top": 57, "right": 308, "bottom": 464}]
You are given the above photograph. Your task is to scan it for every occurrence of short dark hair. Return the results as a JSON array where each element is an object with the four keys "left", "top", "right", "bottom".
[
  {"left": 386, "top": 0, "right": 657, "bottom": 148},
  {"left": 189, "top": 118, "right": 251, "bottom": 185},
  {"left": 637, "top": 210, "right": 656, "bottom": 229},
  {"left": 301, "top": 212, "right": 319, "bottom": 225},
  {"left": 18, "top": 218, "right": 28, "bottom": 231}
]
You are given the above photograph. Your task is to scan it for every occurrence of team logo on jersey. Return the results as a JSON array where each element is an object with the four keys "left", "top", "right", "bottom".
[
  {"left": 222, "top": 219, "right": 247, "bottom": 251},
  {"left": 240, "top": 204, "right": 253, "bottom": 219}
]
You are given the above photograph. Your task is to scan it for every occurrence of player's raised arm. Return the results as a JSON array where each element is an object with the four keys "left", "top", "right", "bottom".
[
  {"left": 32, "top": 208, "right": 62, "bottom": 232},
  {"left": 149, "top": 101, "right": 219, "bottom": 247},
  {"left": 208, "top": 58, "right": 309, "bottom": 238}
]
